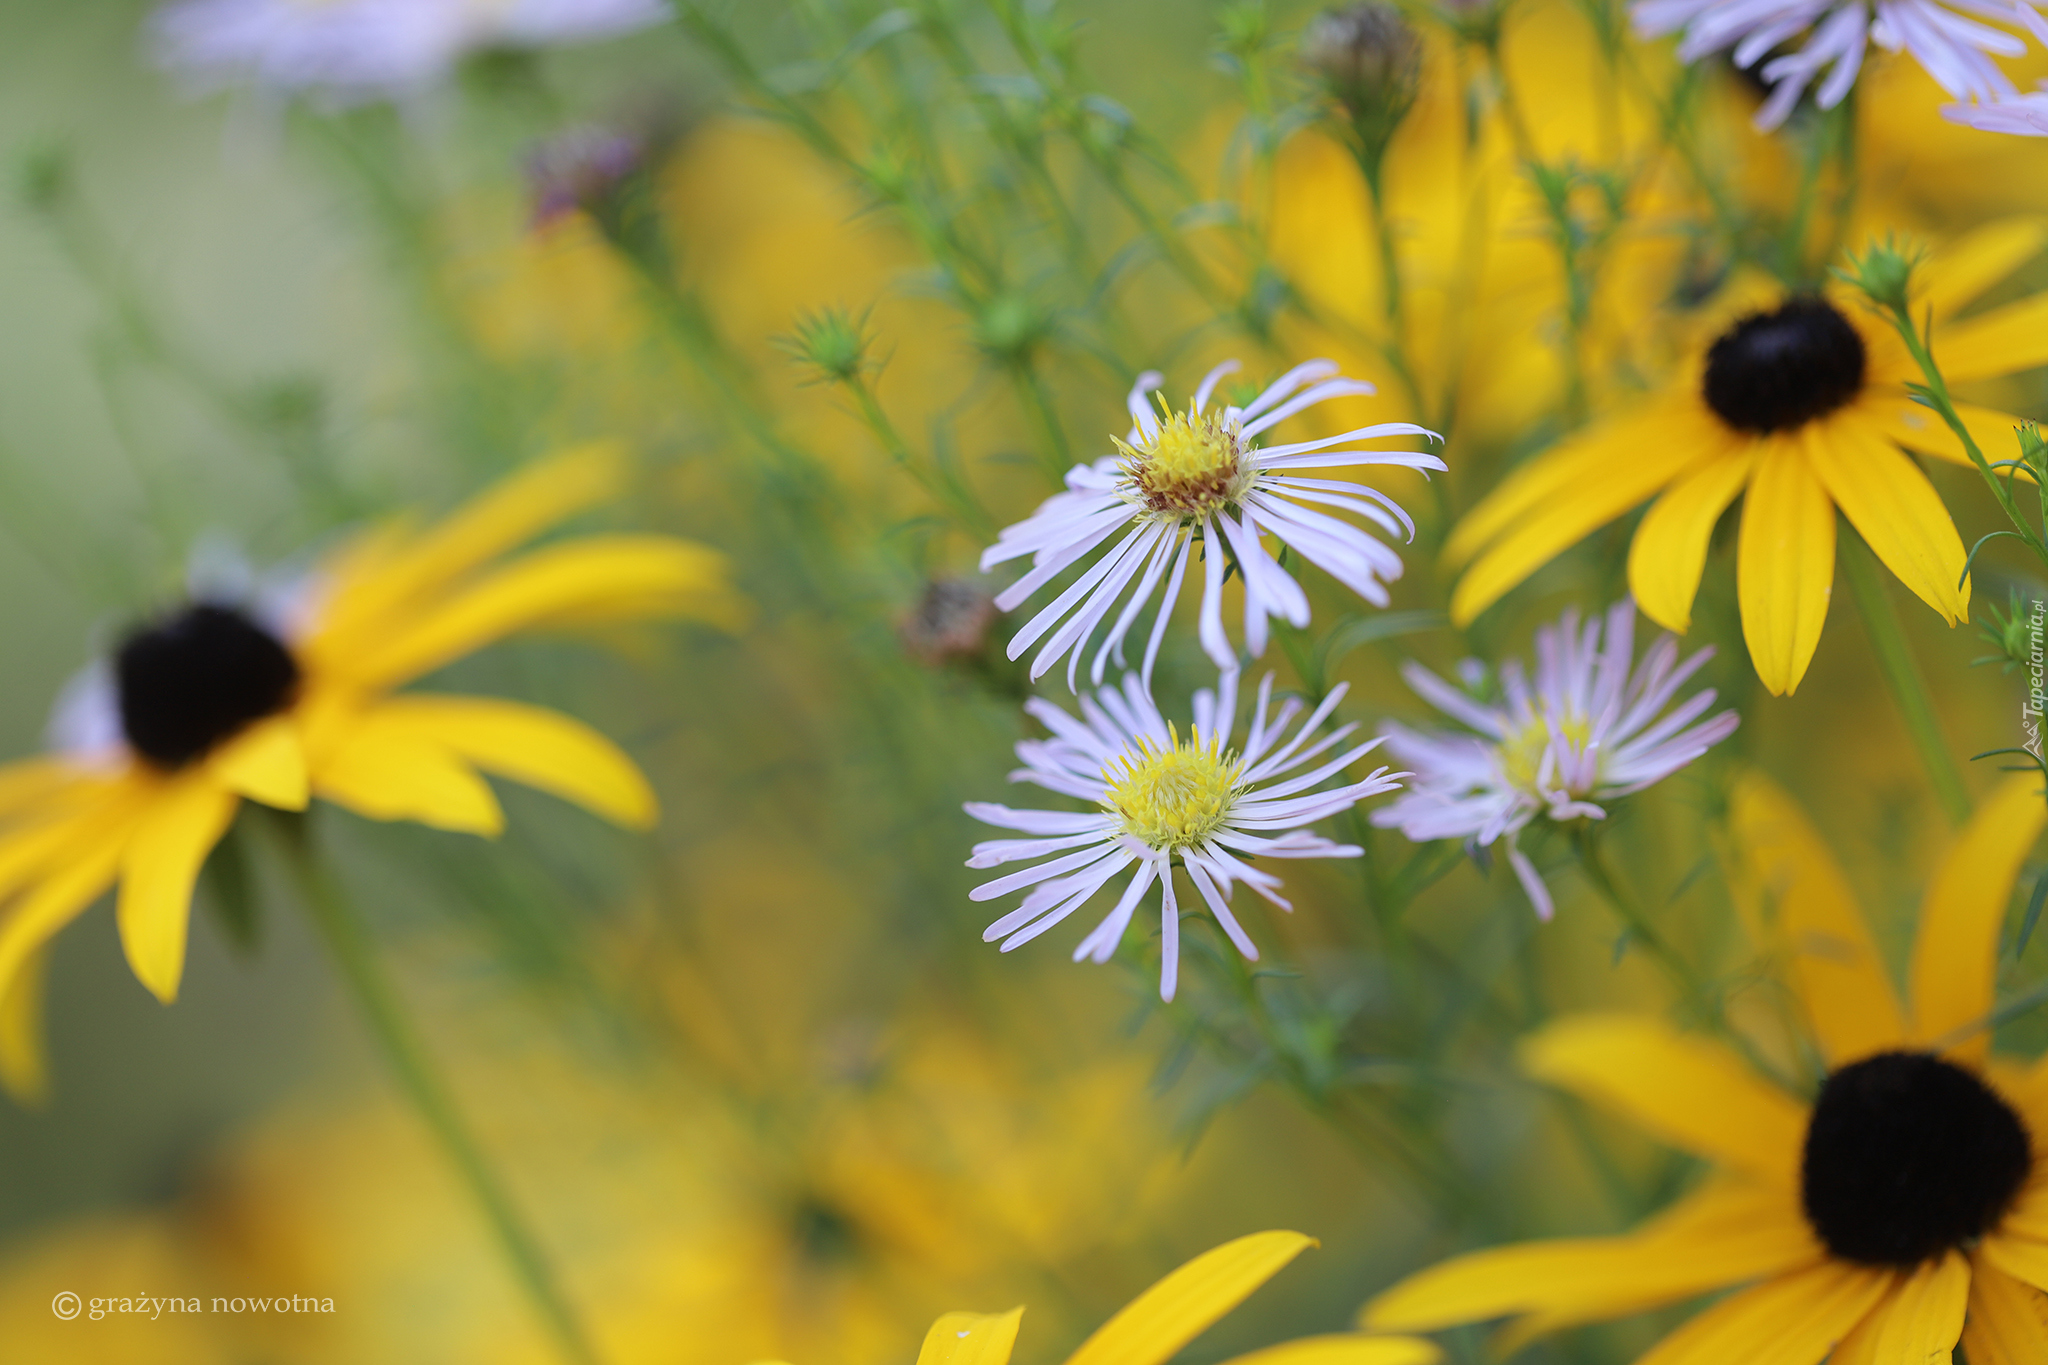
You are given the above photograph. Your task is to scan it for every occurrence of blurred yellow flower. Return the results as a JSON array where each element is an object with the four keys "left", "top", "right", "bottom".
[
  {"left": 0, "top": 443, "right": 741, "bottom": 1099},
  {"left": 1445, "top": 219, "right": 2048, "bottom": 694},
  {"left": 1364, "top": 771, "right": 2048, "bottom": 1361},
  {"left": 771, "top": 1231, "right": 1437, "bottom": 1365}
]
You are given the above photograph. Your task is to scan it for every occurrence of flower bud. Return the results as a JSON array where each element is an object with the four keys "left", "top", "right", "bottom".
[
  {"left": 781, "top": 308, "right": 875, "bottom": 385},
  {"left": 1301, "top": 4, "right": 1422, "bottom": 169},
  {"left": 1835, "top": 236, "right": 1924, "bottom": 316},
  {"left": 900, "top": 579, "right": 998, "bottom": 668}
]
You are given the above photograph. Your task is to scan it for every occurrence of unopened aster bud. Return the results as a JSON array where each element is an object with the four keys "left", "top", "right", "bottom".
[
  {"left": 1301, "top": 3, "right": 1422, "bottom": 168},
  {"left": 781, "top": 308, "right": 874, "bottom": 385},
  {"left": 900, "top": 579, "right": 998, "bottom": 668},
  {"left": 1835, "top": 236, "right": 1924, "bottom": 316}
]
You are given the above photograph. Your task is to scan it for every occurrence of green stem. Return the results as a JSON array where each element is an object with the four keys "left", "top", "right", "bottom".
[
  {"left": 276, "top": 817, "right": 603, "bottom": 1365},
  {"left": 1839, "top": 525, "right": 1971, "bottom": 827}
]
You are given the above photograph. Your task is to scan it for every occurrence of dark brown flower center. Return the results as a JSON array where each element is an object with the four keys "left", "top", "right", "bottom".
[
  {"left": 1702, "top": 297, "right": 1866, "bottom": 434},
  {"left": 115, "top": 603, "right": 300, "bottom": 770},
  {"left": 1800, "top": 1051, "right": 2032, "bottom": 1267}
]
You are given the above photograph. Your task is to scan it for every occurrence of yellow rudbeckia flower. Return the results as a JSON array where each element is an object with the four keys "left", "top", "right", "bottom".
[
  {"left": 1363, "top": 770, "right": 2048, "bottom": 1362},
  {"left": 761, "top": 1231, "right": 1436, "bottom": 1365},
  {"left": 0, "top": 442, "right": 741, "bottom": 1099},
  {"left": 1445, "top": 218, "right": 2048, "bottom": 695}
]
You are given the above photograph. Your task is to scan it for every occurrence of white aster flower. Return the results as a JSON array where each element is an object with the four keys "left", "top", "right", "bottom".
[
  {"left": 1371, "top": 600, "right": 1738, "bottom": 920},
  {"left": 965, "top": 669, "right": 1405, "bottom": 1001},
  {"left": 1633, "top": 0, "right": 2043, "bottom": 130},
  {"left": 153, "top": 0, "right": 667, "bottom": 103},
  {"left": 979, "top": 360, "right": 1443, "bottom": 689}
]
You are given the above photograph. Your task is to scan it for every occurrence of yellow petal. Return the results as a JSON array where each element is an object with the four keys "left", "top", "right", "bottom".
[
  {"left": 208, "top": 715, "right": 309, "bottom": 810},
  {"left": 1633, "top": 1260, "right": 1891, "bottom": 1365},
  {"left": 0, "top": 809, "right": 132, "bottom": 1020},
  {"left": 1449, "top": 404, "right": 1721, "bottom": 625},
  {"left": 1911, "top": 773, "right": 2048, "bottom": 1060},
  {"left": 1064, "top": 1231, "right": 1316, "bottom": 1365},
  {"left": 1863, "top": 1253, "right": 1969, "bottom": 1363},
  {"left": 1807, "top": 411, "right": 1969, "bottom": 623},
  {"left": 1521, "top": 1015, "right": 1808, "bottom": 1185},
  {"left": 1865, "top": 395, "right": 2038, "bottom": 480},
  {"left": 1963, "top": 1262, "right": 2048, "bottom": 1365},
  {"left": 0, "top": 757, "right": 86, "bottom": 819},
  {"left": 117, "top": 775, "right": 239, "bottom": 1004},
  {"left": 1929, "top": 292, "right": 2048, "bottom": 383},
  {"left": 1218, "top": 1335, "right": 1439, "bottom": 1365},
  {"left": 1917, "top": 218, "right": 2048, "bottom": 321},
  {"left": 337, "top": 536, "right": 738, "bottom": 689},
  {"left": 1736, "top": 436, "right": 1834, "bottom": 696},
  {"left": 310, "top": 708, "right": 504, "bottom": 836},
  {"left": 1978, "top": 1231, "right": 2048, "bottom": 1297},
  {"left": 1722, "top": 771, "right": 1908, "bottom": 1063},
  {"left": 917, "top": 1308, "right": 1023, "bottom": 1365},
  {"left": 311, "top": 442, "right": 629, "bottom": 656},
  {"left": 1628, "top": 452, "right": 1755, "bottom": 633},
  {"left": 1445, "top": 400, "right": 1682, "bottom": 567},
  {"left": 365, "top": 695, "right": 657, "bottom": 829},
  {"left": 1362, "top": 1179, "right": 1818, "bottom": 1334},
  {"left": 0, "top": 944, "right": 52, "bottom": 1105}
]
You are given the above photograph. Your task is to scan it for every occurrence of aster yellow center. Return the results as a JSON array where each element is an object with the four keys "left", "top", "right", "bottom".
[
  {"left": 1498, "top": 714, "right": 1591, "bottom": 794},
  {"left": 1115, "top": 410, "right": 1247, "bottom": 519},
  {"left": 1104, "top": 727, "right": 1245, "bottom": 851}
]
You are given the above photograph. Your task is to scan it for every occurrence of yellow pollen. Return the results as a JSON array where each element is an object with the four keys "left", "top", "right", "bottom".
[
  {"left": 1103, "top": 725, "right": 1245, "bottom": 851},
  {"left": 1498, "top": 714, "right": 1593, "bottom": 793},
  {"left": 1115, "top": 408, "right": 1246, "bottom": 519}
]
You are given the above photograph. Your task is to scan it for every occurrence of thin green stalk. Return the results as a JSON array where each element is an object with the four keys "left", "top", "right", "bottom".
[
  {"left": 1839, "top": 526, "right": 1971, "bottom": 827},
  {"left": 275, "top": 817, "right": 602, "bottom": 1365},
  {"left": 839, "top": 368, "right": 995, "bottom": 538},
  {"left": 1012, "top": 363, "right": 1075, "bottom": 484}
]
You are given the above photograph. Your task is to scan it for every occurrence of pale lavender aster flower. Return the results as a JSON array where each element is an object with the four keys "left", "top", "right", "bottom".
[
  {"left": 1371, "top": 601, "right": 1738, "bottom": 920},
  {"left": 1633, "top": 0, "right": 2044, "bottom": 130},
  {"left": 965, "top": 670, "right": 1404, "bottom": 1000},
  {"left": 1945, "top": 86, "right": 2048, "bottom": 131},
  {"left": 979, "top": 360, "right": 1443, "bottom": 689},
  {"left": 153, "top": 0, "right": 668, "bottom": 104}
]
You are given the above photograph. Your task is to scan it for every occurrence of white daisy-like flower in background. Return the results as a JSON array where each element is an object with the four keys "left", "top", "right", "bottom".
[
  {"left": 979, "top": 360, "right": 1443, "bottom": 689},
  {"left": 152, "top": 0, "right": 668, "bottom": 103},
  {"left": 1371, "top": 600, "right": 1738, "bottom": 920},
  {"left": 1633, "top": 0, "right": 2044, "bottom": 130},
  {"left": 964, "top": 669, "right": 1405, "bottom": 1001}
]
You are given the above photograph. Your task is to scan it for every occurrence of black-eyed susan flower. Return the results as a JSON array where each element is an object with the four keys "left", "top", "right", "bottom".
[
  {"left": 1363, "top": 770, "right": 2048, "bottom": 1362},
  {"left": 775, "top": 1231, "right": 1438, "bottom": 1365},
  {"left": 1373, "top": 599, "right": 1737, "bottom": 919},
  {"left": 0, "top": 443, "right": 739, "bottom": 1101},
  {"left": 966, "top": 669, "right": 1403, "bottom": 1000},
  {"left": 1446, "top": 219, "right": 2048, "bottom": 696},
  {"left": 980, "top": 361, "right": 1442, "bottom": 687}
]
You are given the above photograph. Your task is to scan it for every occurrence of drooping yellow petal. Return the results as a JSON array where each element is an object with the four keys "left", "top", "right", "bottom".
[
  {"left": 1632, "top": 1259, "right": 1891, "bottom": 1365},
  {"left": 310, "top": 708, "right": 504, "bottom": 836},
  {"left": 364, "top": 695, "right": 657, "bottom": 829},
  {"left": 1856, "top": 1252, "right": 1969, "bottom": 1364},
  {"left": 917, "top": 1308, "right": 1023, "bottom": 1365},
  {"left": 1963, "top": 1262, "right": 2048, "bottom": 1365},
  {"left": 117, "top": 775, "right": 239, "bottom": 1004},
  {"left": 1929, "top": 292, "right": 2048, "bottom": 383},
  {"left": 1865, "top": 395, "right": 2039, "bottom": 479},
  {"left": 0, "top": 944, "right": 51, "bottom": 1104},
  {"left": 1217, "top": 1335, "right": 1439, "bottom": 1365},
  {"left": 1628, "top": 452, "right": 1754, "bottom": 633},
  {"left": 0, "top": 757, "right": 85, "bottom": 819},
  {"left": 1806, "top": 412, "right": 1969, "bottom": 623},
  {"left": 0, "top": 809, "right": 132, "bottom": 1020},
  {"left": 207, "top": 715, "right": 309, "bottom": 811},
  {"left": 1736, "top": 436, "right": 1834, "bottom": 696},
  {"left": 1978, "top": 1231, "right": 2048, "bottom": 1297},
  {"left": 311, "top": 442, "right": 629, "bottom": 656},
  {"left": 1910, "top": 773, "right": 2048, "bottom": 1060},
  {"left": 1444, "top": 400, "right": 1682, "bottom": 566},
  {"left": 1449, "top": 407, "right": 1723, "bottom": 625},
  {"left": 1722, "top": 771, "right": 1908, "bottom": 1061},
  {"left": 334, "top": 536, "right": 738, "bottom": 689},
  {"left": 1917, "top": 218, "right": 2048, "bottom": 321},
  {"left": 1064, "top": 1231, "right": 1315, "bottom": 1365},
  {"left": 1521, "top": 1015, "right": 1809, "bottom": 1185},
  {"left": 1362, "top": 1179, "right": 1818, "bottom": 1334}
]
